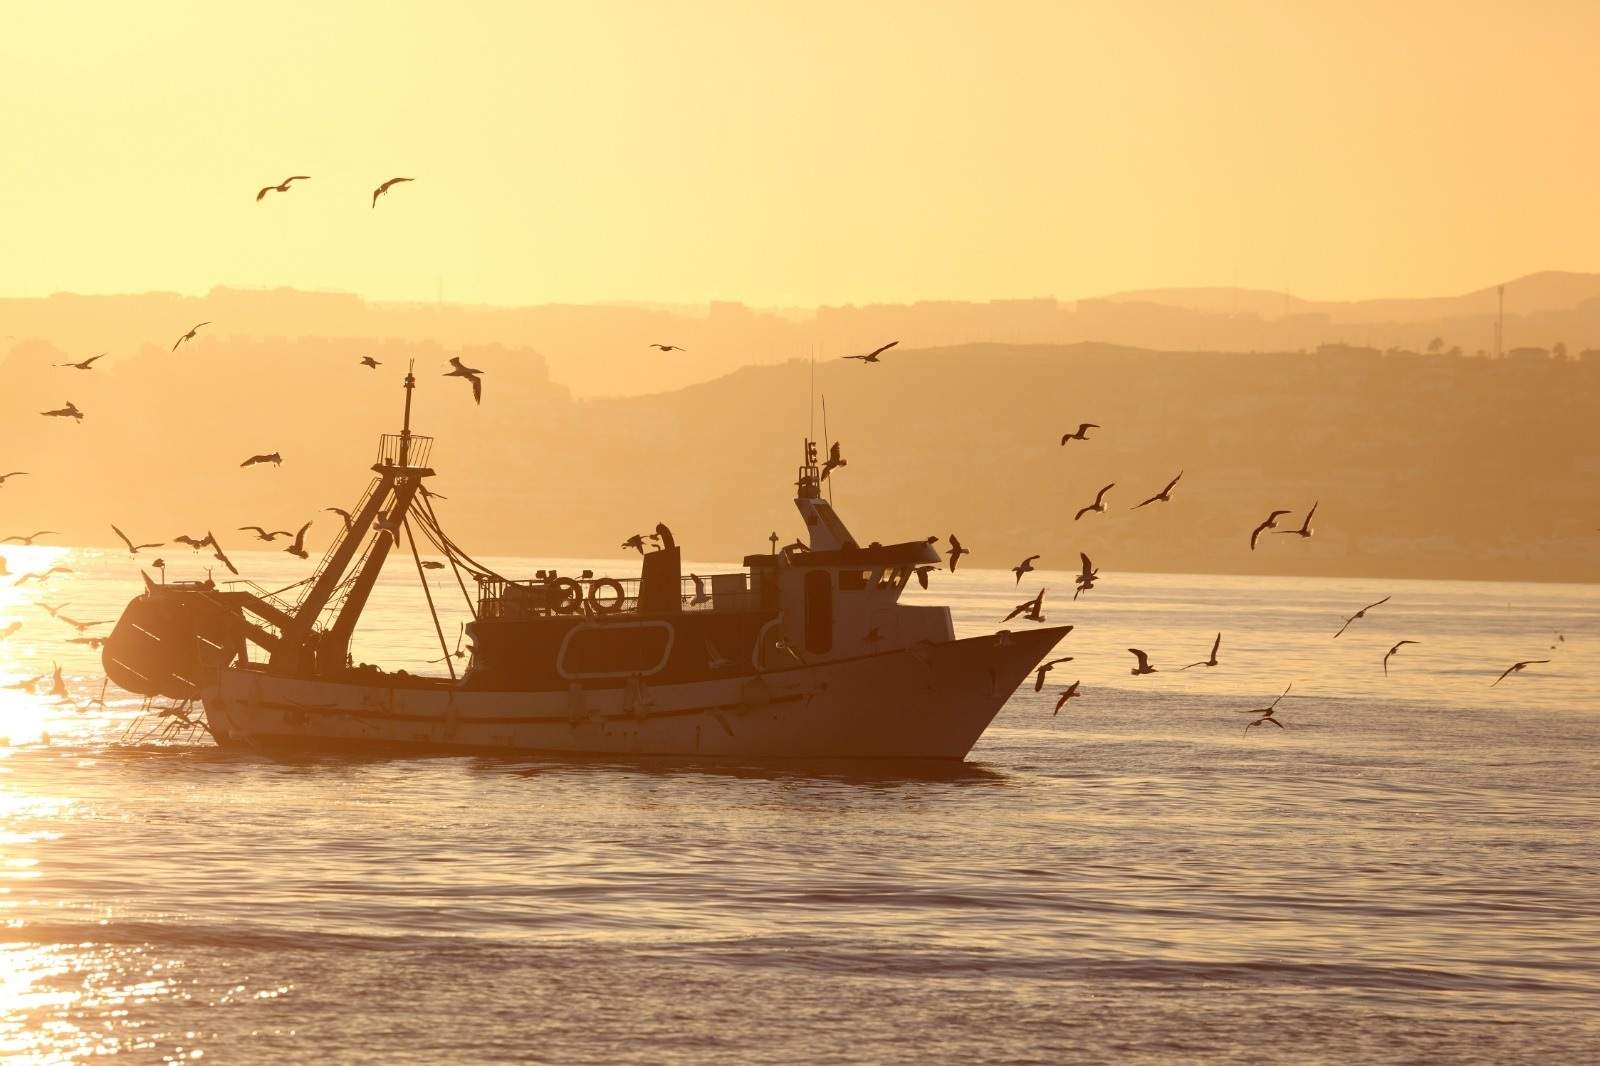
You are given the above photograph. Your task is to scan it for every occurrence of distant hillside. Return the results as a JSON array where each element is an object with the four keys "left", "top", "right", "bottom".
[{"left": 1, "top": 340, "right": 1595, "bottom": 584}]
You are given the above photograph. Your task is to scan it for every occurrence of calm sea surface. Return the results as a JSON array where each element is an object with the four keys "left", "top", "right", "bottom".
[{"left": 2, "top": 547, "right": 1597, "bottom": 1063}]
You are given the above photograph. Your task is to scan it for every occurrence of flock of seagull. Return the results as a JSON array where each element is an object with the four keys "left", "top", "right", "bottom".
[{"left": 841, "top": 340, "right": 1568, "bottom": 733}]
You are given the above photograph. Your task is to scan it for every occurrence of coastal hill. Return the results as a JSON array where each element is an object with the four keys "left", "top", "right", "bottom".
[{"left": 1, "top": 332, "right": 1595, "bottom": 584}]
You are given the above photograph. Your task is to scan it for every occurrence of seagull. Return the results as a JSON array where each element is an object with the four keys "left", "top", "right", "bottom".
[
  {"left": 5, "top": 672, "right": 43, "bottom": 691},
  {"left": 819, "top": 442, "right": 847, "bottom": 481},
  {"left": 1491, "top": 659, "right": 1549, "bottom": 687},
  {"left": 1333, "top": 595, "right": 1390, "bottom": 639},
  {"left": 622, "top": 533, "right": 647, "bottom": 554},
  {"left": 283, "top": 521, "right": 313, "bottom": 560},
  {"left": 1059, "top": 423, "right": 1098, "bottom": 445},
  {"left": 1133, "top": 471, "right": 1183, "bottom": 509},
  {"left": 371, "top": 176, "right": 414, "bottom": 207},
  {"left": 1033, "top": 655, "right": 1075, "bottom": 692},
  {"left": 324, "top": 507, "right": 353, "bottom": 531},
  {"left": 649, "top": 343, "right": 686, "bottom": 352},
  {"left": 1241, "top": 682, "right": 1293, "bottom": 733},
  {"left": 1012, "top": 555, "right": 1040, "bottom": 584},
  {"left": 13, "top": 566, "right": 72, "bottom": 586},
  {"left": 444, "top": 356, "right": 483, "bottom": 403},
  {"left": 238, "top": 525, "right": 292, "bottom": 541},
  {"left": 1003, "top": 589, "right": 1046, "bottom": 623},
  {"left": 56, "top": 354, "right": 105, "bottom": 370},
  {"left": 688, "top": 574, "right": 710, "bottom": 605},
  {"left": 1250, "top": 510, "right": 1292, "bottom": 550},
  {"left": 68, "top": 636, "right": 107, "bottom": 649},
  {"left": 420, "top": 560, "right": 445, "bottom": 570},
  {"left": 1075, "top": 483, "right": 1115, "bottom": 521},
  {"left": 111, "top": 524, "right": 163, "bottom": 555},
  {"left": 912, "top": 565, "right": 936, "bottom": 590},
  {"left": 843, "top": 340, "right": 897, "bottom": 363},
  {"left": 1383, "top": 640, "right": 1419, "bottom": 676},
  {"left": 360, "top": 356, "right": 381, "bottom": 368},
  {"left": 1053, "top": 681, "right": 1081, "bottom": 715},
  {"left": 41, "top": 402, "right": 83, "bottom": 422},
  {"left": 1073, "top": 552, "right": 1099, "bottom": 600},
  {"left": 240, "top": 452, "right": 282, "bottom": 468},
  {"left": 1181, "top": 632, "right": 1222, "bottom": 670},
  {"left": 946, "top": 534, "right": 970, "bottom": 572},
  {"left": 173, "top": 533, "right": 211, "bottom": 550},
  {"left": 1128, "top": 648, "right": 1157, "bottom": 676},
  {"left": 2, "top": 531, "right": 56, "bottom": 545},
  {"left": 1279, "top": 501, "right": 1318, "bottom": 539},
  {"left": 172, "top": 322, "right": 210, "bottom": 351},
  {"left": 40, "top": 602, "right": 69, "bottom": 618},
  {"left": 58, "top": 614, "right": 112, "bottom": 634},
  {"left": 256, "top": 175, "right": 310, "bottom": 201},
  {"left": 0, "top": 472, "right": 27, "bottom": 487},
  {"left": 207, "top": 531, "right": 239, "bottom": 576}
]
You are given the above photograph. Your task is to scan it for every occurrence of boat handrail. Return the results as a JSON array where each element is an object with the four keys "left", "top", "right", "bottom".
[{"left": 476, "top": 572, "right": 764, "bottom": 619}]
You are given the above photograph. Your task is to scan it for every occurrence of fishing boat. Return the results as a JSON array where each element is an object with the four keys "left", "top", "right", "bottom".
[{"left": 102, "top": 371, "right": 1068, "bottom": 760}]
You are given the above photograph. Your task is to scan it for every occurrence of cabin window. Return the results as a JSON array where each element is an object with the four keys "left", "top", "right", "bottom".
[
  {"left": 559, "top": 622, "right": 673, "bottom": 678},
  {"left": 804, "top": 570, "right": 833, "bottom": 653}
]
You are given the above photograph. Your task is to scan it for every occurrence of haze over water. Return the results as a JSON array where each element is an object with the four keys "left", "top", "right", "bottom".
[{"left": 2, "top": 552, "right": 1596, "bottom": 1062}]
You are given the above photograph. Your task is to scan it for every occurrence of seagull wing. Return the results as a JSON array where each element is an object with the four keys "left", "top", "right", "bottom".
[
  {"left": 1128, "top": 648, "right": 1150, "bottom": 670},
  {"left": 866, "top": 340, "right": 899, "bottom": 359},
  {"left": 110, "top": 524, "right": 134, "bottom": 552},
  {"left": 1094, "top": 483, "right": 1115, "bottom": 507}
]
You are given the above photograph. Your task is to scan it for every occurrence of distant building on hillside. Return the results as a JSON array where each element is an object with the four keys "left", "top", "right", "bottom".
[
  {"left": 1507, "top": 346, "right": 1551, "bottom": 360},
  {"left": 1316, "top": 342, "right": 1381, "bottom": 358}
]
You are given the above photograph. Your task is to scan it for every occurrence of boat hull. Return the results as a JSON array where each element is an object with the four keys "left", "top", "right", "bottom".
[{"left": 201, "top": 627, "right": 1067, "bottom": 761}]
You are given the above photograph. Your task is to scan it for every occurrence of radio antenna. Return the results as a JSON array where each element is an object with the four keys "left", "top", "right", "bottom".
[{"left": 821, "top": 393, "right": 833, "bottom": 505}]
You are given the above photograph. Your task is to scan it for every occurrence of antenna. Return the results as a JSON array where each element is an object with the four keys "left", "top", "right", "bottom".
[
  {"left": 400, "top": 359, "right": 416, "bottom": 467},
  {"left": 821, "top": 393, "right": 833, "bottom": 505}
]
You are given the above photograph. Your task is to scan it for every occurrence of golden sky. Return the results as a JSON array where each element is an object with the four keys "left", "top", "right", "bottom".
[{"left": 4, "top": 1, "right": 1597, "bottom": 307}]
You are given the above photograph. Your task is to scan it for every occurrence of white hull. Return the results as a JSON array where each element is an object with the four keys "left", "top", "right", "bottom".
[{"left": 201, "top": 628, "right": 1066, "bottom": 761}]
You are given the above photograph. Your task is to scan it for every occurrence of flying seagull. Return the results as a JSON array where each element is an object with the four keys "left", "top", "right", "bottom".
[
  {"left": 1181, "top": 632, "right": 1222, "bottom": 670},
  {"left": 207, "top": 531, "right": 239, "bottom": 576},
  {"left": 41, "top": 402, "right": 83, "bottom": 422},
  {"left": 843, "top": 340, "right": 897, "bottom": 363},
  {"left": 1240, "top": 682, "right": 1293, "bottom": 734},
  {"left": 1279, "top": 501, "right": 1318, "bottom": 539},
  {"left": 284, "top": 521, "right": 313, "bottom": 560},
  {"left": 240, "top": 452, "right": 282, "bottom": 468},
  {"left": 3, "top": 531, "right": 56, "bottom": 545},
  {"left": 1012, "top": 554, "right": 1040, "bottom": 584},
  {"left": 256, "top": 175, "right": 310, "bottom": 201},
  {"left": 1133, "top": 471, "right": 1183, "bottom": 509},
  {"left": 111, "top": 524, "right": 163, "bottom": 555},
  {"left": 238, "top": 525, "right": 292, "bottom": 541},
  {"left": 1250, "top": 509, "right": 1292, "bottom": 550},
  {"left": 444, "top": 356, "right": 483, "bottom": 403},
  {"left": 1333, "top": 595, "right": 1390, "bottom": 639},
  {"left": 912, "top": 565, "right": 936, "bottom": 590},
  {"left": 1053, "top": 681, "right": 1081, "bottom": 715},
  {"left": 820, "top": 442, "right": 847, "bottom": 481},
  {"left": 1075, "top": 483, "right": 1115, "bottom": 521},
  {"left": 1383, "top": 640, "right": 1419, "bottom": 676},
  {"left": 0, "top": 472, "right": 28, "bottom": 487},
  {"left": 173, "top": 533, "right": 211, "bottom": 550},
  {"left": 649, "top": 343, "right": 686, "bottom": 352},
  {"left": 1003, "top": 589, "right": 1047, "bottom": 623},
  {"left": 324, "top": 507, "right": 353, "bottom": 531},
  {"left": 1128, "top": 648, "right": 1157, "bottom": 676},
  {"left": 1033, "top": 655, "right": 1075, "bottom": 692},
  {"left": 172, "top": 322, "right": 210, "bottom": 351},
  {"left": 1059, "top": 423, "right": 1098, "bottom": 445},
  {"left": 1491, "top": 659, "right": 1549, "bottom": 687},
  {"left": 56, "top": 354, "right": 105, "bottom": 371},
  {"left": 1073, "top": 552, "right": 1098, "bottom": 599},
  {"left": 947, "top": 534, "right": 969, "bottom": 572},
  {"left": 371, "top": 176, "right": 414, "bottom": 207},
  {"left": 360, "top": 356, "right": 381, "bottom": 368},
  {"left": 13, "top": 566, "right": 73, "bottom": 586}
]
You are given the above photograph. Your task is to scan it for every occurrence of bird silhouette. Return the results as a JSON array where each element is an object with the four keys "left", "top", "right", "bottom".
[
  {"left": 1059, "top": 422, "right": 1098, "bottom": 445},
  {"left": 1133, "top": 471, "right": 1183, "bottom": 509},
  {"left": 49, "top": 663, "right": 67, "bottom": 699},
  {"left": 1491, "top": 659, "right": 1549, "bottom": 687},
  {"left": 1383, "top": 640, "right": 1419, "bottom": 676},
  {"left": 58, "top": 614, "right": 112, "bottom": 634},
  {"left": 688, "top": 574, "right": 711, "bottom": 605},
  {"left": 843, "top": 340, "right": 897, "bottom": 363},
  {"left": 1053, "top": 681, "right": 1081, "bottom": 714},
  {"left": 420, "top": 560, "right": 444, "bottom": 570},
  {"left": 173, "top": 533, "right": 210, "bottom": 550},
  {"left": 240, "top": 452, "right": 282, "bottom": 468},
  {"left": 324, "top": 506, "right": 353, "bottom": 531},
  {"left": 1240, "top": 682, "right": 1293, "bottom": 733},
  {"left": 238, "top": 525, "right": 291, "bottom": 541},
  {"left": 172, "top": 322, "right": 210, "bottom": 351},
  {"left": 1250, "top": 510, "right": 1292, "bottom": 550},
  {"left": 284, "top": 522, "right": 313, "bottom": 560},
  {"left": 649, "top": 343, "right": 686, "bottom": 352},
  {"left": 1012, "top": 554, "right": 1040, "bottom": 584},
  {"left": 1181, "top": 632, "right": 1222, "bottom": 670},
  {"left": 0, "top": 471, "right": 27, "bottom": 488},
  {"left": 40, "top": 602, "right": 69, "bottom": 618},
  {"left": 14, "top": 566, "right": 73, "bottom": 586},
  {"left": 1034, "top": 655, "right": 1075, "bottom": 692},
  {"left": 256, "top": 175, "right": 310, "bottom": 201},
  {"left": 68, "top": 636, "right": 107, "bottom": 649},
  {"left": 1278, "top": 501, "right": 1318, "bottom": 539},
  {"left": 41, "top": 402, "right": 83, "bottom": 422},
  {"left": 1073, "top": 552, "right": 1099, "bottom": 599},
  {"left": 622, "top": 533, "right": 647, "bottom": 554},
  {"left": 360, "top": 356, "right": 381, "bottom": 368},
  {"left": 912, "top": 565, "right": 936, "bottom": 590},
  {"left": 207, "top": 531, "right": 239, "bottom": 576},
  {"left": 372, "top": 176, "right": 414, "bottom": 207},
  {"left": 1128, "top": 648, "right": 1157, "bottom": 675},
  {"left": 1003, "top": 589, "right": 1047, "bottom": 623},
  {"left": 947, "top": 534, "right": 969, "bottom": 572},
  {"left": 820, "top": 442, "right": 847, "bottom": 481},
  {"left": 1333, "top": 595, "right": 1390, "bottom": 639},
  {"left": 56, "top": 354, "right": 105, "bottom": 371},
  {"left": 1075, "top": 483, "right": 1115, "bottom": 521},
  {"left": 444, "top": 356, "right": 483, "bottom": 403},
  {"left": 111, "top": 524, "right": 162, "bottom": 555},
  {"left": 2, "top": 531, "right": 55, "bottom": 545}
]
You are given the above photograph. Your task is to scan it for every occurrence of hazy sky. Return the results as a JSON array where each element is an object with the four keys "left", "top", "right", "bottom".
[{"left": 4, "top": 1, "right": 1597, "bottom": 307}]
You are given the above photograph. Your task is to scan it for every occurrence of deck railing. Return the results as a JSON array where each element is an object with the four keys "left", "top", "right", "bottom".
[
  {"left": 478, "top": 572, "right": 763, "bottom": 619},
  {"left": 376, "top": 433, "right": 433, "bottom": 469}
]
